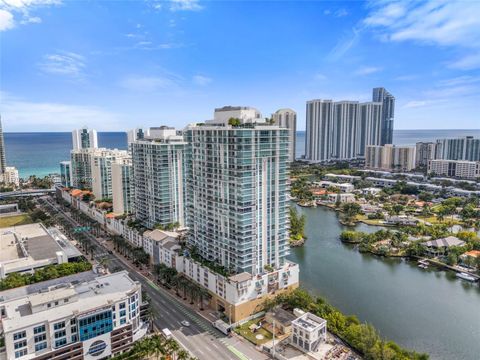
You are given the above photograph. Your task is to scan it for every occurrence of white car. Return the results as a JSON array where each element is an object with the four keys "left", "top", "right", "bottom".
[{"left": 181, "top": 320, "right": 190, "bottom": 327}]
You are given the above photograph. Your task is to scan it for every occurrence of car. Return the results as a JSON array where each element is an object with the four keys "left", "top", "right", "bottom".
[{"left": 181, "top": 320, "right": 190, "bottom": 327}]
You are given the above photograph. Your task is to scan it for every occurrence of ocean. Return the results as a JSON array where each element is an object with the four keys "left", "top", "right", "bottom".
[{"left": 4, "top": 129, "right": 480, "bottom": 178}]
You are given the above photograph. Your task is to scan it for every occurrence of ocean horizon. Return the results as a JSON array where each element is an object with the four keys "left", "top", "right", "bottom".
[{"left": 4, "top": 129, "right": 480, "bottom": 178}]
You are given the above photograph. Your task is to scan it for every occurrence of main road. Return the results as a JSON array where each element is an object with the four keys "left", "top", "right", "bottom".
[{"left": 40, "top": 197, "right": 267, "bottom": 360}]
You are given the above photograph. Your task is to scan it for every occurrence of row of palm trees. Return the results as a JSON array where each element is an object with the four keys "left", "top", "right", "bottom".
[
  {"left": 154, "top": 264, "right": 211, "bottom": 311},
  {"left": 111, "top": 235, "right": 150, "bottom": 267},
  {"left": 111, "top": 334, "right": 193, "bottom": 360}
]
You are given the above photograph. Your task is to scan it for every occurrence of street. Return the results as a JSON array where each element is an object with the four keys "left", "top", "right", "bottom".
[{"left": 40, "top": 197, "right": 267, "bottom": 360}]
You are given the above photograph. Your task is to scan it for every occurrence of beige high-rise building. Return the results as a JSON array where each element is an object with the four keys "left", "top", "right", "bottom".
[
  {"left": 273, "top": 108, "right": 297, "bottom": 162},
  {"left": 365, "top": 144, "right": 416, "bottom": 172},
  {"left": 111, "top": 157, "right": 133, "bottom": 214}
]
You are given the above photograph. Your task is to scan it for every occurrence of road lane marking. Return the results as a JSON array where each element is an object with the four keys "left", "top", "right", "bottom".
[{"left": 227, "top": 345, "right": 250, "bottom": 360}]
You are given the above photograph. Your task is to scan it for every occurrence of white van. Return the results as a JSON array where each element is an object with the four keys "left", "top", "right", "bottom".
[{"left": 162, "top": 328, "right": 172, "bottom": 339}]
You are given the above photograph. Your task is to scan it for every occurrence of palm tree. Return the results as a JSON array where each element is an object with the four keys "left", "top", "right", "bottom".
[
  {"left": 164, "top": 338, "right": 180, "bottom": 359},
  {"left": 197, "top": 287, "right": 211, "bottom": 311},
  {"left": 145, "top": 305, "right": 156, "bottom": 333},
  {"left": 176, "top": 349, "right": 191, "bottom": 360}
]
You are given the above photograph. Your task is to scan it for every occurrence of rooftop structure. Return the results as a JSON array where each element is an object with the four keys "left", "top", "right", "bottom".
[
  {"left": 291, "top": 312, "right": 327, "bottom": 353},
  {"left": 0, "top": 223, "right": 81, "bottom": 279},
  {"left": 0, "top": 271, "right": 145, "bottom": 360}
]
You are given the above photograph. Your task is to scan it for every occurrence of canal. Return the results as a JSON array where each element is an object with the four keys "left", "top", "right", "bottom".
[{"left": 287, "top": 205, "right": 480, "bottom": 360}]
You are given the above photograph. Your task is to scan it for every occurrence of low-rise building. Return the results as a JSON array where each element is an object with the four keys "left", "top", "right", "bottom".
[
  {"left": 264, "top": 307, "right": 297, "bottom": 335},
  {"left": 326, "top": 193, "right": 355, "bottom": 203},
  {"left": 314, "top": 181, "right": 354, "bottom": 193},
  {"left": 422, "top": 236, "right": 466, "bottom": 257},
  {"left": 428, "top": 159, "right": 480, "bottom": 179},
  {"left": 324, "top": 174, "right": 361, "bottom": 183},
  {"left": 291, "top": 312, "right": 327, "bottom": 353},
  {"left": 0, "top": 271, "right": 145, "bottom": 360},
  {"left": 0, "top": 223, "right": 82, "bottom": 279}
]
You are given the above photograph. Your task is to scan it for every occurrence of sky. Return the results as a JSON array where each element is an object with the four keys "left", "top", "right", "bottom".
[{"left": 1, "top": 0, "right": 480, "bottom": 132}]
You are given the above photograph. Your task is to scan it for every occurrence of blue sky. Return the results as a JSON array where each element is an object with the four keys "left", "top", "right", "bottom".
[{"left": 1, "top": 0, "right": 479, "bottom": 131}]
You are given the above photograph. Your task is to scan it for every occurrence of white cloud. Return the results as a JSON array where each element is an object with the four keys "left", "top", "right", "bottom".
[
  {"left": 192, "top": 75, "right": 212, "bottom": 86},
  {"left": 314, "top": 73, "right": 327, "bottom": 81},
  {"left": 119, "top": 74, "right": 181, "bottom": 92},
  {"left": 404, "top": 100, "right": 428, "bottom": 108},
  {"left": 169, "top": 0, "right": 203, "bottom": 12},
  {"left": 327, "top": 27, "right": 362, "bottom": 61},
  {"left": 38, "top": 52, "right": 86, "bottom": 78},
  {"left": 364, "top": 1, "right": 480, "bottom": 69},
  {"left": 0, "top": 92, "right": 124, "bottom": 131},
  {"left": 449, "top": 53, "right": 480, "bottom": 71},
  {"left": 0, "top": 9, "right": 14, "bottom": 30},
  {"left": 354, "top": 66, "right": 382, "bottom": 76},
  {"left": 0, "top": 0, "right": 60, "bottom": 31}
]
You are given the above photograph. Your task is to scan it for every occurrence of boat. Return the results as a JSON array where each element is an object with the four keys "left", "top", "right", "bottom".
[
  {"left": 418, "top": 264, "right": 428, "bottom": 269},
  {"left": 455, "top": 272, "right": 477, "bottom": 282}
]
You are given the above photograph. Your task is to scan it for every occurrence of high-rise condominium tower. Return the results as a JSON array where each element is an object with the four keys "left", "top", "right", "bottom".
[
  {"left": 372, "top": 87, "right": 395, "bottom": 145},
  {"left": 0, "top": 117, "right": 6, "bottom": 174},
  {"left": 131, "top": 127, "right": 186, "bottom": 229},
  {"left": 435, "top": 136, "right": 480, "bottom": 161},
  {"left": 272, "top": 108, "right": 297, "bottom": 162},
  {"left": 305, "top": 97, "right": 382, "bottom": 162},
  {"left": 184, "top": 106, "right": 289, "bottom": 275},
  {"left": 72, "top": 127, "right": 98, "bottom": 150}
]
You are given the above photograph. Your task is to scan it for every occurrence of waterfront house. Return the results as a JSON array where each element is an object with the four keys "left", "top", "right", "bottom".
[{"left": 422, "top": 236, "right": 466, "bottom": 257}]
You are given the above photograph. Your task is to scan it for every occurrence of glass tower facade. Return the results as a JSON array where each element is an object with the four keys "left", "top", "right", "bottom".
[{"left": 184, "top": 124, "right": 290, "bottom": 275}]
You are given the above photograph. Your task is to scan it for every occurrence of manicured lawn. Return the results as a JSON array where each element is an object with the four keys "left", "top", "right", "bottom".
[
  {"left": 0, "top": 214, "right": 33, "bottom": 228},
  {"left": 234, "top": 319, "right": 273, "bottom": 345}
]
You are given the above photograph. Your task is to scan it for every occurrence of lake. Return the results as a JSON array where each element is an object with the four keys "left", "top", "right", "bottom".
[{"left": 288, "top": 205, "right": 480, "bottom": 360}]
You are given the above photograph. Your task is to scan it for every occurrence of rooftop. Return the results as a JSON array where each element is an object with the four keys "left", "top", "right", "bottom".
[
  {"left": 1, "top": 271, "right": 140, "bottom": 333},
  {"left": 292, "top": 312, "right": 327, "bottom": 332},
  {"left": 0, "top": 223, "right": 80, "bottom": 265},
  {"left": 423, "top": 236, "right": 466, "bottom": 248},
  {"left": 267, "top": 307, "right": 297, "bottom": 326}
]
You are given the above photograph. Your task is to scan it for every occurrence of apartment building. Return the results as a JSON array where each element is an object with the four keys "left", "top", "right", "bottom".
[
  {"left": 130, "top": 127, "right": 186, "bottom": 229},
  {"left": 71, "top": 127, "right": 98, "bottom": 150},
  {"left": 272, "top": 108, "right": 297, "bottom": 162},
  {"left": 0, "top": 271, "right": 145, "bottom": 360},
  {"left": 415, "top": 142, "right": 436, "bottom": 167},
  {"left": 184, "top": 106, "right": 290, "bottom": 275},
  {"left": 365, "top": 144, "right": 416, "bottom": 172},
  {"left": 435, "top": 136, "right": 480, "bottom": 161},
  {"left": 59, "top": 161, "right": 72, "bottom": 188},
  {"left": 428, "top": 159, "right": 480, "bottom": 179},
  {"left": 111, "top": 157, "right": 133, "bottom": 214},
  {"left": 372, "top": 87, "right": 395, "bottom": 145},
  {"left": 305, "top": 90, "right": 386, "bottom": 162}
]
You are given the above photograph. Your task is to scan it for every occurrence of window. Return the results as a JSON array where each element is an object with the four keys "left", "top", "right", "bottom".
[
  {"left": 71, "top": 318, "right": 77, "bottom": 325},
  {"left": 13, "top": 331, "right": 26, "bottom": 341},
  {"left": 14, "top": 340, "right": 27, "bottom": 349},
  {"left": 71, "top": 334, "right": 78, "bottom": 342},
  {"left": 35, "top": 342, "right": 47, "bottom": 352},
  {"left": 54, "top": 321, "right": 65, "bottom": 330},
  {"left": 34, "top": 334, "right": 46, "bottom": 343},
  {"left": 71, "top": 326, "right": 77, "bottom": 333},
  {"left": 34, "top": 325, "right": 46, "bottom": 334},
  {"left": 55, "top": 338, "right": 67, "bottom": 348},
  {"left": 119, "top": 310, "right": 126, "bottom": 317},
  {"left": 54, "top": 330, "right": 66, "bottom": 339},
  {"left": 119, "top": 302, "right": 126, "bottom": 309},
  {"left": 120, "top": 318, "right": 126, "bottom": 325},
  {"left": 15, "top": 349, "right": 27, "bottom": 358}
]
